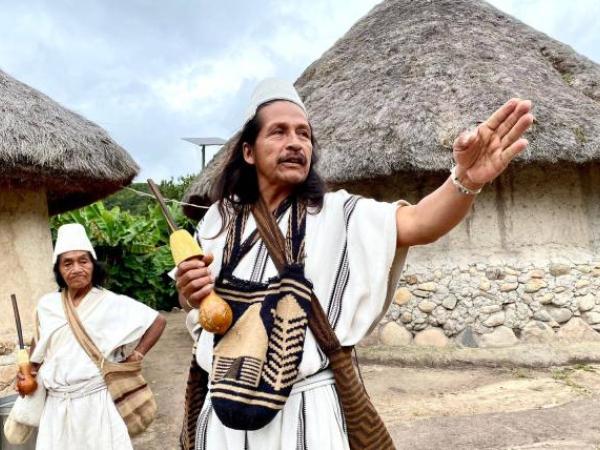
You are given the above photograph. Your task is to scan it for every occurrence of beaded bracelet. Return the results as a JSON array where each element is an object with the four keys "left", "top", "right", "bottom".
[{"left": 450, "top": 166, "right": 483, "bottom": 195}]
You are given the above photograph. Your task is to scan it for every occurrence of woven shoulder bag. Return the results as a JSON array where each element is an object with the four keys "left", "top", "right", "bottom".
[
  {"left": 253, "top": 199, "right": 396, "bottom": 450},
  {"left": 62, "top": 290, "right": 157, "bottom": 437}
]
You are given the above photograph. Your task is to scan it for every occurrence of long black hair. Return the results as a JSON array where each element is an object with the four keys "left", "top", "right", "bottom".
[
  {"left": 211, "top": 100, "right": 326, "bottom": 233},
  {"left": 53, "top": 253, "right": 107, "bottom": 289}
]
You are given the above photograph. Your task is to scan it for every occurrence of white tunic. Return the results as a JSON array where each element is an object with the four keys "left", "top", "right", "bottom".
[
  {"left": 30, "top": 287, "right": 158, "bottom": 450},
  {"left": 186, "top": 190, "right": 408, "bottom": 449}
]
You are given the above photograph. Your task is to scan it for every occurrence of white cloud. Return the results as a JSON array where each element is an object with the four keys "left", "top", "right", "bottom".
[
  {"left": 151, "top": 49, "right": 276, "bottom": 114},
  {"left": 488, "top": 0, "right": 600, "bottom": 63},
  {"left": 148, "top": 1, "right": 381, "bottom": 117},
  {"left": 267, "top": 0, "right": 380, "bottom": 65}
]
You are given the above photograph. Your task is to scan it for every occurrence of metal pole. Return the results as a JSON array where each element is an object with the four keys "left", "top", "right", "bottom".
[{"left": 201, "top": 145, "right": 206, "bottom": 169}]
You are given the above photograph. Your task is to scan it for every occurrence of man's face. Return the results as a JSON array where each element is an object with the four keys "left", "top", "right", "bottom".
[
  {"left": 243, "top": 100, "right": 313, "bottom": 193},
  {"left": 59, "top": 250, "right": 94, "bottom": 290}
]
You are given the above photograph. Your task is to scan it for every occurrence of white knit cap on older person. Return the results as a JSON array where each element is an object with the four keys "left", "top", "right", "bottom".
[
  {"left": 243, "top": 78, "right": 308, "bottom": 125},
  {"left": 53, "top": 223, "right": 97, "bottom": 264}
]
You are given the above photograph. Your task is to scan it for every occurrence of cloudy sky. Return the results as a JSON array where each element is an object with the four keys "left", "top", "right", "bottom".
[{"left": 1, "top": 0, "right": 598, "bottom": 182}]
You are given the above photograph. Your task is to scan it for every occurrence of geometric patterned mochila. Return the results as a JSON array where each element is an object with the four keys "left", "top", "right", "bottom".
[
  {"left": 210, "top": 198, "right": 312, "bottom": 430},
  {"left": 253, "top": 197, "right": 397, "bottom": 450}
]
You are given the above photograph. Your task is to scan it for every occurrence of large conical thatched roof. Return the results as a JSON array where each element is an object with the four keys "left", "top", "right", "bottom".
[
  {"left": 183, "top": 0, "right": 600, "bottom": 219},
  {"left": 0, "top": 68, "right": 139, "bottom": 215}
]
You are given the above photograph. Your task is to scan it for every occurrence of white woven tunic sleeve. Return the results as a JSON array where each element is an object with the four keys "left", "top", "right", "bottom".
[{"left": 304, "top": 190, "right": 408, "bottom": 347}]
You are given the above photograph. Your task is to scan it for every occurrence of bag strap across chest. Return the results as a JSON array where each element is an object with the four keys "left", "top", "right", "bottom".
[
  {"left": 223, "top": 197, "right": 306, "bottom": 275},
  {"left": 62, "top": 290, "right": 156, "bottom": 437},
  {"left": 61, "top": 290, "right": 106, "bottom": 368},
  {"left": 252, "top": 197, "right": 396, "bottom": 450},
  {"left": 252, "top": 198, "right": 340, "bottom": 353}
]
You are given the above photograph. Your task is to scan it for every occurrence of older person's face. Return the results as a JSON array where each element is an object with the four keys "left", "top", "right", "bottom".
[
  {"left": 58, "top": 250, "right": 94, "bottom": 290},
  {"left": 243, "top": 100, "right": 313, "bottom": 192}
]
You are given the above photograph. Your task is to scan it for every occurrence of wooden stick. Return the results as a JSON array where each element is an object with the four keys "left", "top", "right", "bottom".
[
  {"left": 146, "top": 179, "right": 179, "bottom": 233},
  {"left": 10, "top": 294, "right": 25, "bottom": 349}
]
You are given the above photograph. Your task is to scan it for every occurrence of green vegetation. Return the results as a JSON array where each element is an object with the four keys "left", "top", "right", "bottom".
[
  {"left": 103, "top": 182, "right": 152, "bottom": 215},
  {"left": 104, "top": 175, "right": 196, "bottom": 215},
  {"left": 50, "top": 176, "right": 198, "bottom": 311}
]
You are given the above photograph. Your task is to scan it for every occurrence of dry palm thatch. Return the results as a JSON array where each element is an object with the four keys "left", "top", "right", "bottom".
[
  {"left": 183, "top": 0, "right": 600, "bottom": 220},
  {"left": 0, "top": 68, "right": 139, "bottom": 215}
]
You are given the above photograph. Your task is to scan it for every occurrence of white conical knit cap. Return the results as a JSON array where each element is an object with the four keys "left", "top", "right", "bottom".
[
  {"left": 242, "top": 78, "right": 307, "bottom": 125},
  {"left": 52, "top": 223, "right": 97, "bottom": 264}
]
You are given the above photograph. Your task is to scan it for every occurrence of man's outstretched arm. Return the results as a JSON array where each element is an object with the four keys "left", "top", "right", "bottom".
[{"left": 396, "top": 98, "right": 534, "bottom": 247}]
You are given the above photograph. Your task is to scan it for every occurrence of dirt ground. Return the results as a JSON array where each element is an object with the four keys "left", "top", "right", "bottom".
[{"left": 133, "top": 311, "right": 600, "bottom": 450}]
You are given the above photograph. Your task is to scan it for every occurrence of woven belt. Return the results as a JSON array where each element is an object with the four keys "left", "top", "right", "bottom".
[
  {"left": 47, "top": 376, "right": 107, "bottom": 400},
  {"left": 290, "top": 369, "right": 335, "bottom": 395}
]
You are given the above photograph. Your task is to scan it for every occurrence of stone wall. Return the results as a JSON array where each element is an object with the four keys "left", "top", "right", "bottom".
[
  {"left": 0, "top": 188, "right": 56, "bottom": 397},
  {"left": 372, "top": 260, "right": 600, "bottom": 348}
]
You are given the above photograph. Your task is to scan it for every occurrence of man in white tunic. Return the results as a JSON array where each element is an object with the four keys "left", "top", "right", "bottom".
[
  {"left": 175, "top": 79, "right": 534, "bottom": 449},
  {"left": 18, "top": 223, "right": 167, "bottom": 450}
]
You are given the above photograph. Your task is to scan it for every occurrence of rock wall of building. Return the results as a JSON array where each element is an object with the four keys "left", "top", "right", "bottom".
[{"left": 371, "top": 260, "right": 600, "bottom": 348}]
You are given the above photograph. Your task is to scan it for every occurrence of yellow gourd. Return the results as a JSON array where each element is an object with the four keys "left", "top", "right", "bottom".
[
  {"left": 147, "top": 178, "right": 233, "bottom": 335},
  {"left": 170, "top": 229, "right": 232, "bottom": 335}
]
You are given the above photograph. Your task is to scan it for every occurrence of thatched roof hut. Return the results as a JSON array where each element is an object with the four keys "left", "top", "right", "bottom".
[
  {"left": 0, "top": 68, "right": 138, "bottom": 214},
  {"left": 183, "top": 0, "right": 600, "bottom": 220},
  {"left": 0, "top": 68, "right": 138, "bottom": 391},
  {"left": 181, "top": 0, "right": 600, "bottom": 347},
  {"left": 295, "top": 0, "right": 600, "bottom": 180}
]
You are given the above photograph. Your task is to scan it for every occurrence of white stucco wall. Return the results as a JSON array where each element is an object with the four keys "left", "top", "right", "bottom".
[
  {"left": 0, "top": 188, "right": 56, "bottom": 342},
  {"left": 344, "top": 164, "right": 600, "bottom": 267}
]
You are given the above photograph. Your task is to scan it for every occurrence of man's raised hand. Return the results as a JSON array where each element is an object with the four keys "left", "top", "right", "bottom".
[{"left": 452, "top": 98, "right": 534, "bottom": 188}]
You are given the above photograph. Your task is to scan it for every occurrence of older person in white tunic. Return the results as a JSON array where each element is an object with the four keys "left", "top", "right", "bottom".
[
  {"left": 175, "top": 79, "right": 534, "bottom": 449},
  {"left": 16, "top": 223, "right": 167, "bottom": 450}
]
